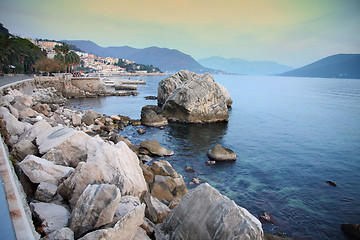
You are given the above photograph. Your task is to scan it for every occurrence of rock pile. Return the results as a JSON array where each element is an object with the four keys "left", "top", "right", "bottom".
[{"left": 0, "top": 83, "right": 263, "bottom": 240}]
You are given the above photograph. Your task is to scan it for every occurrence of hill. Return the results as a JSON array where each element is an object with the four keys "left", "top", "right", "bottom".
[
  {"left": 281, "top": 54, "right": 360, "bottom": 79},
  {"left": 198, "top": 56, "right": 293, "bottom": 75},
  {"left": 64, "top": 40, "right": 216, "bottom": 73}
]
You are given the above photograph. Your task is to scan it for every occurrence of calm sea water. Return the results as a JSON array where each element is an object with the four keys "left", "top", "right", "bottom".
[{"left": 68, "top": 75, "right": 360, "bottom": 239}]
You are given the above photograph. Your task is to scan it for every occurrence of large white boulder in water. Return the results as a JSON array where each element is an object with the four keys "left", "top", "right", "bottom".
[
  {"left": 159, "top": 183, "right": 264, "bottom": 240},
  {"left": 158, "top": 71, "right": 232, "bottom": 123}
]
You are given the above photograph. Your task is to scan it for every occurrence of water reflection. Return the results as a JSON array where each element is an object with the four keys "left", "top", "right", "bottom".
[{"left": 168, "top": 122, "right": 228, "bottom": 151}]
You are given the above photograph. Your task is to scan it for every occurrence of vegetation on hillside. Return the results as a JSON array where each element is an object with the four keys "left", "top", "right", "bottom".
[
  {"left": 116, "top": 59, "right": 162, "bottom": 73},
  {"left": 0, "top": 23, "right": 45, "bottom": 74}
]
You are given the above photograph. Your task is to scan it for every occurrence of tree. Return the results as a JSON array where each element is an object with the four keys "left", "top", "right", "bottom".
[
  {"left": 53, "top": 43, "right": 79, "bottom": 73},
  {"left": 34, "top": 57, "right": 64, "bottom": 75}
]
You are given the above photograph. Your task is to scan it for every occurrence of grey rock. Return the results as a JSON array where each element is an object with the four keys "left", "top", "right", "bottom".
[
  {"left": 30, "top": 202, "right": 70, "bottom": 235},
  {"left": 157, "top": 70, "right": 198, "bottom": 107},
  {"left": 134, "top": 227, "right": 152, "bottom": 240},
  {"left": 71, "top": 113, "right": 82, "bottom": 127},
  {"left": 207, "top": 144, "right": 237, "bottom": 161},
  {"left": 149, "top": 160, "right": 179, "bottom": 178},
  {"left": 19, "top": 108, "right": 37, "bottom": 119},
  {"left": 10, "top": 139, "right": 39, "bottom": 161},
  {"left": 78, "top": 201, "right": 145, "bottom": 240},
  {"left": 34, "top": 182, "right": 58, "bottom": 203},
  {"left": 0, "top": 106, "right": 26, "bottom": 145},
  {"left": 112, "top": 196, "right": 142, "bottom": 224},
  {"left": 341, "top": 223, "right": 360, "bottom": 240},
  {"left": 141, "top": 218, "right": 155, "bottom": 238},
  {"left": 19, "top": 155, "right": 74, "bottom": 185},
  {"left": 58, "top": 141, "right": 147, "bottom": 208},
  {"left": 42, "top": 149, "right": 69, "bottom": 166},
  {"left": 140, "top": 140, "right": 174, "bottom": 156},
  {"left": 160, "top": 183, "right": 264, "bottom": 240},
  {"left": 82, "top": 109, "right": 101, "bottom": 126},
  {"left": 161, "top": 71, "right": 232, "bottom": 123},
  {"left": 69, "top": 184, "right": 121, "bottom": 238},
  {"left": 19, "top": 119, "right": 52, "bottom": 142},
  {"left": 141, "top": 105, "right": 168, "bottom": 127},
  {"left": 143, "top": 192, "right": 171, "bottom": 223},
  {"left": 48, "top": 227, "right": 74, "bottom": 240}
]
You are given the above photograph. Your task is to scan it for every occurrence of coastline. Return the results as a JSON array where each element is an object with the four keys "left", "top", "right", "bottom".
[{"left": 0, "top": 76, "right": 266, "bottom": 239}]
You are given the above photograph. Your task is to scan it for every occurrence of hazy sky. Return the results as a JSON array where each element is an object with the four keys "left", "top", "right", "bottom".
[{"left": 1, "top": 0, "right": 359, "bottom": 67}]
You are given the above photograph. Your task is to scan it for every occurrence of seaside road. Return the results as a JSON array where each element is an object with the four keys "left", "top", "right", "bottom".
[{"left": 0, "top": 74, "right": 33, "bottom": 87}]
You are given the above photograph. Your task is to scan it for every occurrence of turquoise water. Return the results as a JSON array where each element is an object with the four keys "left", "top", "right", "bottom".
[{"left": 68, "top": 75, "right": 360, "bottom": 239}]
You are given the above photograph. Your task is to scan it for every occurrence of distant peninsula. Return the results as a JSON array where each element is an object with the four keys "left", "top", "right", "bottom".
[
  {"left": 280, "top": 54, "right": 360, "bottom": 79},
  {"left": 198, "top": 56, "right": 293, "bottom": 75}
]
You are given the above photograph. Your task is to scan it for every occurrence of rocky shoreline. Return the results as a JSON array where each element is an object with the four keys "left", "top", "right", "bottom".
[{"left": 0, "top": 72, "right": 272, "bottom": 240}]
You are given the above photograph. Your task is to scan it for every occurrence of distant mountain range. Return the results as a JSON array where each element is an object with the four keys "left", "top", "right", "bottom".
[
  {"left": 280, "top": 54, "right": 360, "bottom": 79},
  {"left": 64, "top": 40, "right": 216, "bottom": 73},
  {"left": 198, "top": 56, "right": 293, "bottom": 75}
]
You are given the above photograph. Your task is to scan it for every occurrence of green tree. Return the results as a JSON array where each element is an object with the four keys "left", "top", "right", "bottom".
[
  {"left": 53, "top": 43, "right": 79, "bottom": 73},
  {"left": 34, "top": 57, "right": 64, "bottom": 75}
]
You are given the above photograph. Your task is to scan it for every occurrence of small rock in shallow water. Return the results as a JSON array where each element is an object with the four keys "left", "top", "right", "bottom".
[
  {"left": 207, "top": 144, "right": 236, "bottom": 161},
  {"left": 205, "top": 161, "right": 216, "bottom": 166},
  {"left": 189, "top": 177, "right": 201, "bottom": 185},
  {"left": 341, "top": 223, "right": 360, "bottom": 239},
  {"left": 259, "top": 211, "right": 274, "bottom": 224},
  {"left": 184, "top": 166, "right": 195, "bottom": 172},
  {"left": 325, "top": 180, "right": 337, "bottom": 187},
  {"left": 138, "top": 128, "right": 146, "bottom": 134}
]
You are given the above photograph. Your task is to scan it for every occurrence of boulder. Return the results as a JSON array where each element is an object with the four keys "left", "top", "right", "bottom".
[
  {"left": 140, "top": 140, "right": 174, "bottom": 156},
  {"left": 71, "top": 113, "right": 82, "bottom": 127},
  {"left": 207, "top": 144, "right": 237, "bottom": 161},
  {"left": 19, "top": 108, "right": 37, "bottom": 119},
  {"left": 134, "top": 227, "right": 151, "bottom": 240},
  {"left": 143, "top": 192, "right": 171, "bottom": 223},
  {"left": 141, "top": 218, "right": 155, "bottom": 237},
  {"left": 19, "top": 119, "right": 52, "bottom": 142},
  {"left": 30, "top": 202, "right": 70, "bottom": 235},
  {"left": 160, "top": 183, "right": 264, "bottom": 240},
  {"left": 42, "top": 149, "right": 69, "bottom": 166},
  {"left": 82, "top": 109, "right": 101, "bottom": 126},
  {"left": 111, "top": 196, "right": 142, "bottom": 225},
  {"left": 0, "top": 106, "right": 26, "bottom": 145},
  {"left": 32, "top": 103, "right": 50, "bottom": 117},
  {"left": 36, "top": 126, "right": 103, "bottom": 167},
  {"left": 34, "top": 182, "right": 58, "bottom": 203},
  {"left": 19, "top": 155, "right": 74, "bottom": 185},
  {"left": 157, "top": 70, "right": 199, "bottom": 107},
  {"left": 69, "top": 184, "right": 121, "bottom": 238},
  {"left": 150, "top": 175, "right": 187, "bottom": 202},
  {"left": 149, "top": 160, "right": 180, "bottom": 178},
  {"left": 216, "top": 82, "right": 233, "bottom": 107},
  {"left": 264, "top": 232, "right": 293, "bottom": 240},
  {"left": 10, "top": 139, "right": 39, "bottom": 161},
  {"left": 78, "top": 202, "right": 145, "bottom": 240},
  {"left": 141, "top": 105, "right": 168, "bottom": 127},
  {"left": 140, "top": 163, "right": 154, "bottom": 185},
  {"left": 48, "top": 227, "right": 74, "bottom": 240},
  {"left": 58, "top": 141, "right": 147, "bottom": 208},
  {"left": 161, "top": 71, "right": 232, "bottom": 123}
]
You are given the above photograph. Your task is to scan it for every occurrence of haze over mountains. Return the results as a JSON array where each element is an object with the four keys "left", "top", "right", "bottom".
[
  {"left": 281, "top": 54, "right": 360, "bottom": 79},
  {"left": 198, "top": 56, "right": 293, "bottom": 75},
  {"left": 64, "top": 40, "right": 213, "bottom": 73}
]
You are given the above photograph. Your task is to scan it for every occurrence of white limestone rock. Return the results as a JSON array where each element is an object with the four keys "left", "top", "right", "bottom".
[
  {"left": 19, "top": 155, "right": 74, "bottom": 185},
  {"left": 69, "top": 184, "right": 121, "bottom": 239},
  {"left": 160, "top": 183, "right": 264, "bottom": 240},
  {"left": 30, "top": 202, "right": 70, "bottom": 235}
]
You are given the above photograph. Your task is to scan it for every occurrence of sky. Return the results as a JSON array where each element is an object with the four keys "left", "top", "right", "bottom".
[{"left": 1, "top": 0, "right": 359, "bottom": 67}]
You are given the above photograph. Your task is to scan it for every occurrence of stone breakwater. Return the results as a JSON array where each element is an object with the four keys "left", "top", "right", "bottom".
[{"left": 0, "top": 77, "right": 264, "bottom": 240}]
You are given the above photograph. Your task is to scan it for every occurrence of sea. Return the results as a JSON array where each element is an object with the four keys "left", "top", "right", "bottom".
[{"left": 67, "top": 74, "right": 360, "bottom": 239}]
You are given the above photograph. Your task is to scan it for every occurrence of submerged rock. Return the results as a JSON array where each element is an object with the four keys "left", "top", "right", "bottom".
[
  {"left": 341, "top": 223, "right": 360, "bottom": 240},
  {"left": 159, "top": 183, "right": 263, "bottom": 240},
  {"left": 207, "top": 144, "right": 237, "bottom": 161},
  {"left": 140, "top": 140, "right": 174, "bottom": 156}
]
